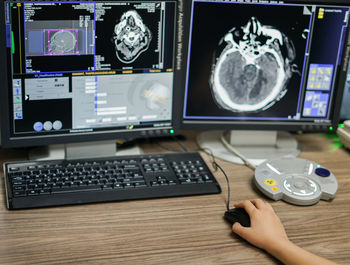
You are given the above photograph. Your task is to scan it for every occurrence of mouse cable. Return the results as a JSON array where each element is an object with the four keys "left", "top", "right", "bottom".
[
  {"left": 196, "top": 147, "right": 217, "bottom": 171},
  {"left": 156, "top": 137, "right": 232, "bottom": 211},
  {"left": 172, "top": 135, "right": 188, "bottom": 152},
  {"left": 197, "top": 147, "right": 231, "bottom": 211},
  {"left": 214, "top": 161, "right": 231, "bottom": 211},
  {"left": 146, "top": 135, "right": 187, "bottom": 153},
  {"left": 220, "top": 131, "right": 256, "bottom": 171}
]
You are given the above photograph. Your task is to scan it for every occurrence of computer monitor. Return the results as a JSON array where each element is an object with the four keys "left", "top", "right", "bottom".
[
  {"left": 340, "top": 58, "right": 350, "bottom": 122},
  {"left": 181, "top": 0, "right": 350, "bottom": 164},
  {"left": 0, "top": 0, "right": 185, "bottom": 159}
]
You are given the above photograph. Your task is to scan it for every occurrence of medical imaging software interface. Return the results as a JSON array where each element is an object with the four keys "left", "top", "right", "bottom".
[
  {"left": 5, "top": 1, "right": 176, "bottom": 138},
  {"left": 340, "top": 59, "right": 350, "bottom": 121},
  {"left": 183, "top": 0, "right": 350, "bottom": 124}
]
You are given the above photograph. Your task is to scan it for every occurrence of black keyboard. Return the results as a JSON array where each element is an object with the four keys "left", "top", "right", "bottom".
[{"left": 3, "top": 151, "right": 221, "bottom": 209}]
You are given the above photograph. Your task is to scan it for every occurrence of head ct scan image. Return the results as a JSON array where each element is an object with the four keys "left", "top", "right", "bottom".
[
  {"left": 96, "top": 2, "right": 172, "bottom": 71},
  {"left": 211, "top": 16, "right": 299, "bottom": 113},
  {"left": 49, "top": 30, "right": 78, "bottom": 54},
  {"left": 183, "top": 0, "right": 349, "bottom": 125},
  {"left": 113, "top": 10, "right": 152, "bottom": 64}
]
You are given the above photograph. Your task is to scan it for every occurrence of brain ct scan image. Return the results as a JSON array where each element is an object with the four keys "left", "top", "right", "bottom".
[
  {"left": 49, "top": 30, "right": 77, "bottom": 54},
  {"left": 113, "top": 10, "right": 152, "bottom": 64},
  {"left": 210, "top": 17, "right": 297, "bottom": 112}
]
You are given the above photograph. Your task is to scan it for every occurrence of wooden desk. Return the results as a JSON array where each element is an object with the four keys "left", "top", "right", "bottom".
[{"left": 0, "top": 132, "right": 349, "bottom": 265}]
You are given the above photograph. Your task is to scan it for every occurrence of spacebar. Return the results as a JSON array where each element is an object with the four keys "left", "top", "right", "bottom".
[{"left": 51, "top": 185, "right": 102, "bottom": 194}]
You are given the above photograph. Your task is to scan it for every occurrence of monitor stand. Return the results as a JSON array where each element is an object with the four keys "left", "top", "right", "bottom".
[
  {"left": 197, "top": 130, "right": 300, "bottom": 166},
  {"left": 28, "top": 140, "right": 143, "bottom": 161}
]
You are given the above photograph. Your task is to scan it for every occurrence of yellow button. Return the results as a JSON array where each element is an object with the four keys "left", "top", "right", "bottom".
[
  {"left": 271, "top": 187, "right": 279, "bottom": 192},
  {"left": 264, "top": 179, "right": 276, "bottom": 186}
]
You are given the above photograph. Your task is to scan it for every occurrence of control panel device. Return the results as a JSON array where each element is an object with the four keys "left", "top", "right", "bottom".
[{"left": 254, "top": 157, "right": 337, "bottom": 206}]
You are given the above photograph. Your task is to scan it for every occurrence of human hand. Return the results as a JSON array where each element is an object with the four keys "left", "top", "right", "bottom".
[{"left": 232, "top": 199, "right": 289, "bottom": 251}]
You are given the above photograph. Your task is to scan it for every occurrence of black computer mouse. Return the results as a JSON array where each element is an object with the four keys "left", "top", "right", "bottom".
[{"left": 224, "top": 208, "right": 251, "bottom": 227}]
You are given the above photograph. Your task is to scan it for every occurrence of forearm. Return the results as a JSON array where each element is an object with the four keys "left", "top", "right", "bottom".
[{"left": 265, "top": 239, "right": 338, "bottom": 265}]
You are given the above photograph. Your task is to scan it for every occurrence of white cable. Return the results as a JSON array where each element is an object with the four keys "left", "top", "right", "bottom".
[{"left": 220, "top": 131, "right": 256, "bottom": 170}]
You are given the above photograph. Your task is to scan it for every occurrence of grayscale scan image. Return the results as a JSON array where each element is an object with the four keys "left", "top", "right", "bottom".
[
  {"left": 210, "top": 17, "right": 296, "bottom": 112},
  {"left": 49, "top": 30, "right": 77, "bottom": 54},
  {"left": 113, "top": 10, "right": 152, "bottom": 64}
]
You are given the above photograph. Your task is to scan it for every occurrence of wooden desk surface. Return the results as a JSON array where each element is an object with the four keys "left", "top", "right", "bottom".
[{"left": 0, "top": 132, "right": 349, "bottom": 265}]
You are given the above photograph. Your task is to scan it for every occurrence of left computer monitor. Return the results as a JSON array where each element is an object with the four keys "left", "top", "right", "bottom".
[{"left": 0, "top": 0, "right": 184, "bottom": 158}]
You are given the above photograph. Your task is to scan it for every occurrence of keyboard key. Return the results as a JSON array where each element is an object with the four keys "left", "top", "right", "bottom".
[
  {"left": 13, "top": 191, "right": 26, "bottom": 197},
  {"left": 28, "top": 190, "right": 39, "bottom": 196},
  {"left": 39, "top": 189, "right": 51, "bottom": 195},
  {"left": 52, "top": 185, "right": 101, "bottom": 193}
]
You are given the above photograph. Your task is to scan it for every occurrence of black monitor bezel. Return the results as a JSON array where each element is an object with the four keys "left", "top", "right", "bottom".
[
  {"left": 180, "top": 0, "right": 350, "bottom": 132},
  {"left": 0, "top": 0, "right": 185, "bottom": 148}
]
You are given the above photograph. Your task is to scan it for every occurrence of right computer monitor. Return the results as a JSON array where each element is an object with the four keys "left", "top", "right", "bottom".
[
  {"left": 182, "top": 0, "right": 350, "bottom": 163},
  {"left": 340, "top": 58, "right": 350, "bottom": 122}
]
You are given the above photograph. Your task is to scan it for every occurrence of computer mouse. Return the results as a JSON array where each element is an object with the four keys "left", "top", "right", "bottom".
[{"left": 224, "top": 208, "right": 251, "bottom": 227}]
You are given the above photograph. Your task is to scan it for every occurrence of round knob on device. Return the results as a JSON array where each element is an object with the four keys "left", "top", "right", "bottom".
[{"left": 315, "top": 168, "right": 330, "bottom": 177}]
